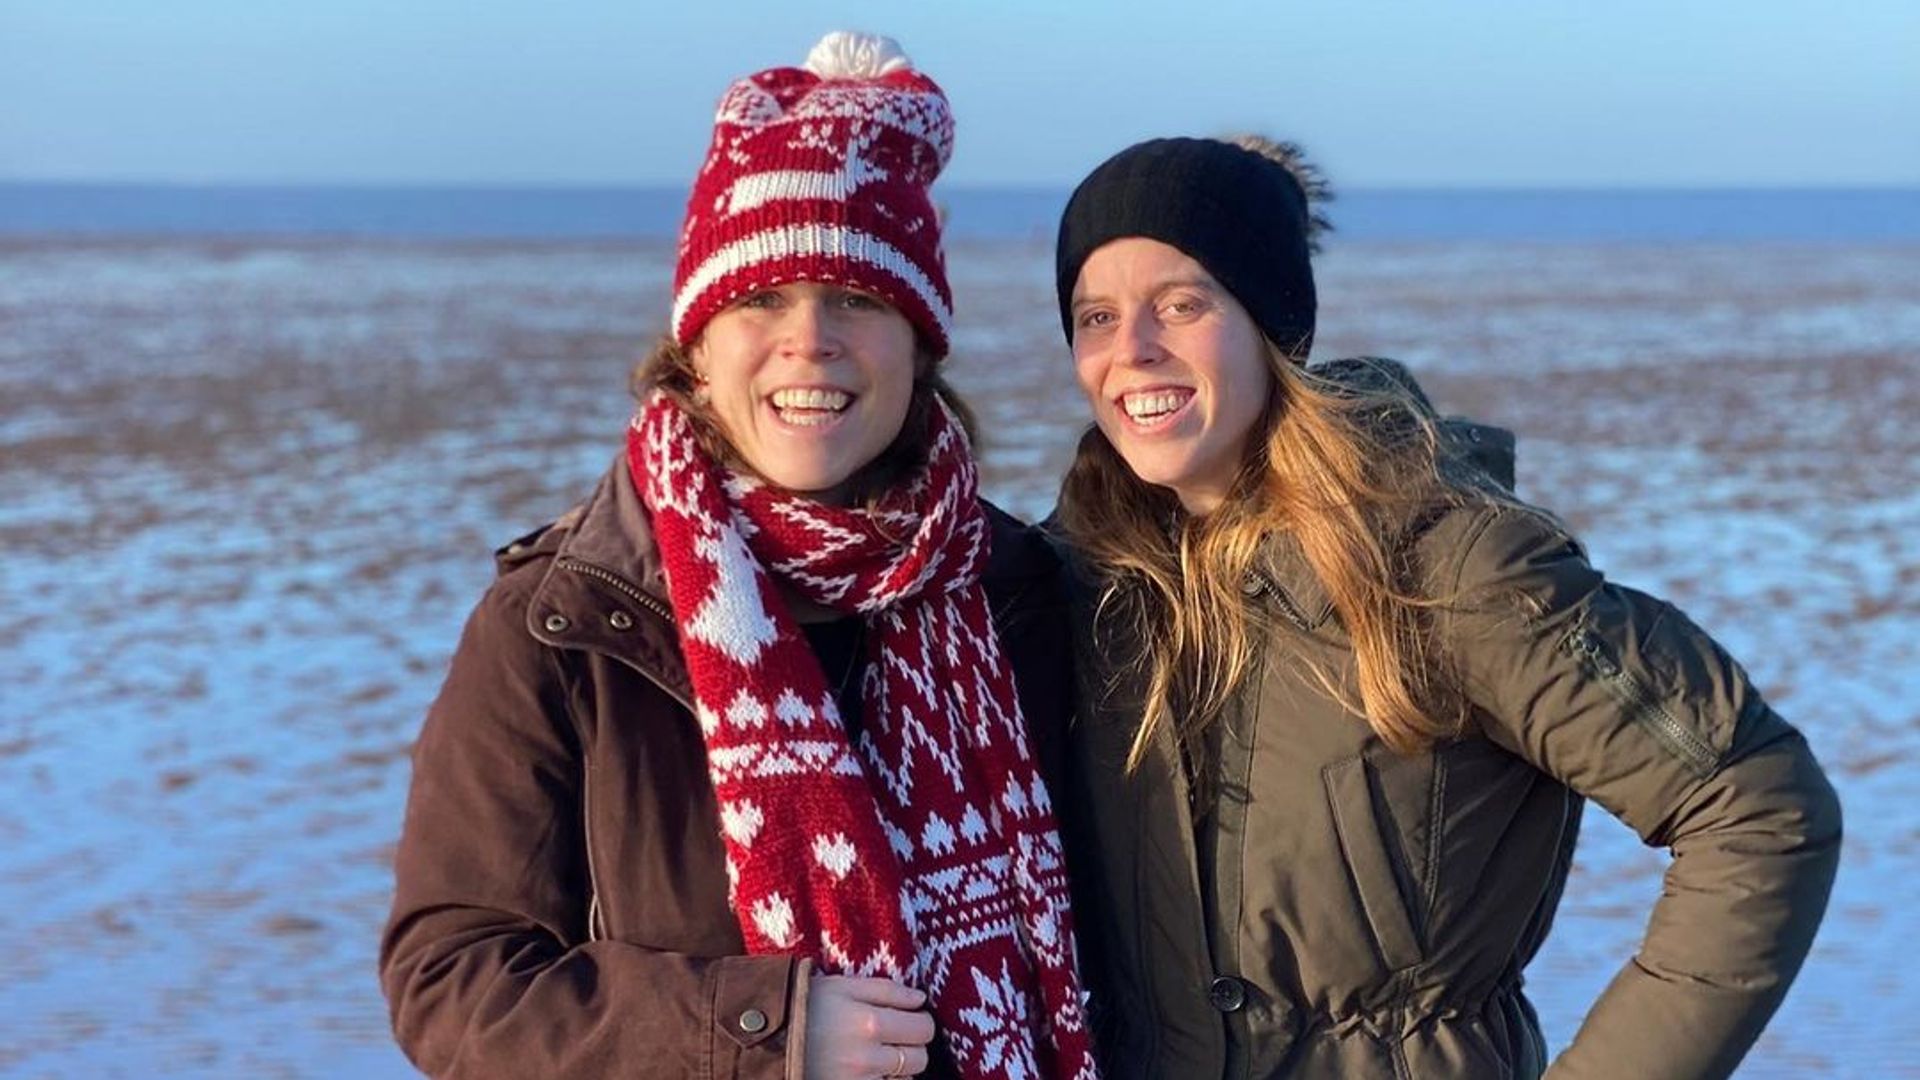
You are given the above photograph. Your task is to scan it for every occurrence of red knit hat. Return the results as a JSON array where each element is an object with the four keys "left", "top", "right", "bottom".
[{"left": 671, "top": 32, "right": 955, "bottom": 356}]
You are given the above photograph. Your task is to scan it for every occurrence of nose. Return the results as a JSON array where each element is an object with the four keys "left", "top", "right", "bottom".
[
  {"left": 778, "top": 296, "right": 842, "bottom": 362},
  {"left": 1118, "top": 311, "right": 1165, "bottom": 367}
]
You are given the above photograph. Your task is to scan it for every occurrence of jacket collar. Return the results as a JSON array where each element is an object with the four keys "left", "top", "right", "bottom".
[
  {"left": 522, "top": 453, "right": 692, "bottom": 705},
  {"left": 1250, "top": 532, "right": 1337, "bottom": 631},
  {"left": 552, "top": 452, "right": 669, "bottom": 601}
]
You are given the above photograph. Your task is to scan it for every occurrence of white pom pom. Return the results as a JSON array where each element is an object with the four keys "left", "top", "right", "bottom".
[{"left": 803, "top": 31, "right": 912, "bottom": 80}]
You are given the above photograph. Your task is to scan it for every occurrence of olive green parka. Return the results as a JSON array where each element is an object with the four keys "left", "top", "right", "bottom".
[{"left": 1053, "top": 376, "right": 1841, "bottom": 1079}]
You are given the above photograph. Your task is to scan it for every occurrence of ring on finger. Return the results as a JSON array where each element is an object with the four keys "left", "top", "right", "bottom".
[{"left": 891, "top": 1044, "right": 907, "bottom": 1076}]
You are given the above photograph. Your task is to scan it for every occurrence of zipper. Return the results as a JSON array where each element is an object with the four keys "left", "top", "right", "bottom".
[
  {"left": 553, "top": 555, "right": 673, "bottom": 943},
  {"left": 1246, "top": 571, "right": 1312, "bottom": 631},
  {"left": 1561, "top": 625, "right": 1719, "bottom": 778},
  {"left": 557, "top": 556, "right": 674, "bottom": 623},
  {"left": 583, "top": 760, "right": 606, "bottom": 942}
]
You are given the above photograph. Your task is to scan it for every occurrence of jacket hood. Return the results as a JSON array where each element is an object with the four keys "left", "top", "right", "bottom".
[{"left": 1312, "top": 355, "right": 1517, "bottom": 490}]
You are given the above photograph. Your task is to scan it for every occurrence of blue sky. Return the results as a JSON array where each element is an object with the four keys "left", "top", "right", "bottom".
[{"left": 3, "top": 0, "right": 1916, "bottom": 188}]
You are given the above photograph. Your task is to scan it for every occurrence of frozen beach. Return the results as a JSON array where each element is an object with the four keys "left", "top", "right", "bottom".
[{"left": 2, "top": 234, "right": 1915, "bottom": 1077}]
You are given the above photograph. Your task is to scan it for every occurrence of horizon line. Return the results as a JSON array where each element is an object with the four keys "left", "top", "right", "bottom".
[{"left": 6, "top": 177, "right": 1919, "bottom": 195}]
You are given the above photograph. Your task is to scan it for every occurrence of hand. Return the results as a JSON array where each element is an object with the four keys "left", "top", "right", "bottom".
[{"left": 803, "top": 975, "right": 937, "bottom": 1078}]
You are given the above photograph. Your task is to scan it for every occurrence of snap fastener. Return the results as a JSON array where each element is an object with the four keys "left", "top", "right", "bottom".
[
  {"left": 608, "top": 610, "right": 633, "bottom": 631},
  {"left": 737, "top": 1007, "right": 768, "bottom": 1033},
  {"left": 543, "top": 614, "right": 570, "bottom": 633},
  {"left": 1240, "top": 574, "right": 1265, "bottom": 597},
  {"left": 1208, "top": 975, "right": 1247, "bottom": 1013}
]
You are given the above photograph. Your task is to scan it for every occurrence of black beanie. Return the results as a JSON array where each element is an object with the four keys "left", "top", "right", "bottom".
[{"left": 1056, "top": 137, "right": 1321, "bottom": 357}]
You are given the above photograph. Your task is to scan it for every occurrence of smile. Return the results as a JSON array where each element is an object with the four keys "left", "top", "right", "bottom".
[
  {"left": 768, "top": 386, "right": 855, "bottom": 428},
  {"left": 1117, "top": 386, "right": 1196, "bottom": 430}
]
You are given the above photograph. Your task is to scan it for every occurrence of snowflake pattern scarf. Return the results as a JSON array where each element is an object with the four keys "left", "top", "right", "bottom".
[{"left": 627, "top": 391, "right": 1098, "bottom": 1080}]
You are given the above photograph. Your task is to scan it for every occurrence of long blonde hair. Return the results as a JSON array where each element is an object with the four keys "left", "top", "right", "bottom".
[{"left": 1057, "top": 347, "right": 1500, "bottom": 770}]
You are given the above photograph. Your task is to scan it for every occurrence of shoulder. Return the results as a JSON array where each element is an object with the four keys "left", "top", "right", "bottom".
[
  {"left": 978, "top": 500, "right": 1071, "bottom": 640},
  {"left": 1436, "top": 503, "right": 1586, "bottom": 586},
  {"left": 1033, "top": 506, "right": 1102, "bottom": 590},
  {"left": 981, "top": 499, "right": 1063, "bottom": 585},
  {"left": 1414, "top": 501, "right": 1603, "bottom": 645},
  {"left": 454, "top": 498, "right": 593, "bottom": 663},
  {"left": 453, "top": 555, "right": 557, "bottom": 680},
  {"left": 492, "top": 491, "right": 590, "bottom": 576}
]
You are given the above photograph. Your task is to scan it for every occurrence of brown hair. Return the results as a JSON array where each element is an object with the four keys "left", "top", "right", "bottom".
[
  {"left": 1057, "top": 345, "right": 1504, "bottom": 771},
  {"left": 628, "top": 336, "right": 979, "bottom": 511}
]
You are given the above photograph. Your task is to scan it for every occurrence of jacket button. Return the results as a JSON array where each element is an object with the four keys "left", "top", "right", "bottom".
[
  {"left": 737, "top": 1007, "right": 769, "bottom": 1033},
  {"left": 608, "top": 610, "right": 634, "bottom": 631},
  {"left": 543, "top": 614, "right": 570, "bottom": 634},
  {"left": 1208, "top": 975, "right": 1247, "bottom": 1013}
]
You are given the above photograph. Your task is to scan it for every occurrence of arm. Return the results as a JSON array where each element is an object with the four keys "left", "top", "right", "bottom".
[
  {"left": 379, "top": 572, "right": 806, "bottom": 1079},
  {"left": 1444, "top": 508, "right": 1841, "bottom": 1080}
]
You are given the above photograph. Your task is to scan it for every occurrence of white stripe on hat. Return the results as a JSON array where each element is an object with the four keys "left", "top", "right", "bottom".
[{"left": 673, "top": 223, "right": 951, "bottom": 344}]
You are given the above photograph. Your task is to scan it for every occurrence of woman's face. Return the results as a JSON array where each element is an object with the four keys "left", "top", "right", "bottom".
[
  {"left": 689, "top": 282, "right": 919, "bottom": 504},
  {"left": 1069, "top": 237, "right": 1272, "bottom": 514}
]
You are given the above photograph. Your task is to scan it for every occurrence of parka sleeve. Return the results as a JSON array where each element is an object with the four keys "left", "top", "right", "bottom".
[
  {"left": 1442, "top": 508, "right": 1841, "bottom": 1080},
  {"left": 379, "top": 570, "right": 809, "bottom": 1080}
]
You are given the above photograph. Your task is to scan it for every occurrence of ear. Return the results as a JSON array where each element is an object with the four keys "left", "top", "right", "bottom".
[
  {"left": 682, "top": 340, "right": 712, "bottom": 404},
  {"left": 684, "top": 339, "right": 710, "bottom": 382}
]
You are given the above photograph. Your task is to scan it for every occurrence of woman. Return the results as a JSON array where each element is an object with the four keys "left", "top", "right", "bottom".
[
  {"left": 381, "top": 33, "right": 1099, "bottom": 1080},
  {"left": 1048, "top": 136, "right": 1840, "bottom": 1078}
]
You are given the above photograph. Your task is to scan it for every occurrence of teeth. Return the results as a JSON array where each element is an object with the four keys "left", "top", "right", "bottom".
[
  {"left": 1122, "top": 390, "right": 1190, "bottom": 420},
  {"left": 771, "top": 387, "right": 851, "bottom": 411}
]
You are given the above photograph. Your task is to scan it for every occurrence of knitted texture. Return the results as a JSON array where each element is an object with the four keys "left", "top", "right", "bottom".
[
  {"left": 1056, "top": 136, "right": 1320, "bottom": 357},
  {"left": 672, "top": 32, "right": 955, "bottom": 355},
  {"left": 627, "top": 392, "right": 1098, "bottom": 1080}
]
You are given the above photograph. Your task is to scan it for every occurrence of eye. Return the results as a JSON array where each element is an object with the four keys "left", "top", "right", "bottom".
[
  {"left": 1161, "top": 293, "right": 1209, "bottom": 319},
  {"left": 737, "top": 290, "right": 783, "bottom": 310},
  {"left": 1075, "top": 308, "right": 1116, "bottom": 331},
  {"left": 837, "top": 289, "right": 888, "bottom": 311}
]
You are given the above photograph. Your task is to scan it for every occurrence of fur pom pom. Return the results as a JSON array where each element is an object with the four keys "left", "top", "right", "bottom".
[
  {"left": 803, "top": 31, "right": 912, "bottom": 80},
  {"left": 1224, "top": 134, "right": 1335, "bottom": 252}
]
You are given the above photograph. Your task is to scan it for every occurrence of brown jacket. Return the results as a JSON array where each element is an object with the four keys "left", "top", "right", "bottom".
[
  {"left": 1054, "top": 419, "right": 1842, "bottom": 1079},
  {"left": 380, "top": 457, "right": 1075, "bottom": 1078}
]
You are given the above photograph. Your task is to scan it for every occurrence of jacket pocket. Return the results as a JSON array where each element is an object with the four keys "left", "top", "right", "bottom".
[
  {"left": 1559, "top": 607, "right": 1722, "bottom": 780},
  {"left": 1322, "top": 756, "right": 1423, "bottom": 973}
]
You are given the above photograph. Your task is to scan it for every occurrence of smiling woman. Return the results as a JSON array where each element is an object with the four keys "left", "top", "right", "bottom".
[
  {"left": 629, "top": 281, "right": 974, "bottom": 511},
  {"left": 1068, "top": 239, "right": 1273, "bottom": 514},
  {"left": 1048, "top": 135, "right": 1840, "bottom": 1079},
  {"left": 380, "top": 31, "right": 1099, "bottom": 1080}
]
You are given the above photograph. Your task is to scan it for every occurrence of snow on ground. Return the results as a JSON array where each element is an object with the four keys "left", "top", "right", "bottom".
[{"left": 2, "top": 236, "right": 1915, "bottom": 1076}]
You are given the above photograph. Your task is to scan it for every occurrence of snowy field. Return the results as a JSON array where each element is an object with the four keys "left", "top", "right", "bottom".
[{"left": 2, "top": 236, "right": 1915, "bottom": 1076}]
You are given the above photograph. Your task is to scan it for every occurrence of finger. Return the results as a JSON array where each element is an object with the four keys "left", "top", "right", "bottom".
[
  {"left": 871, "top": 1043, "right": 931, "bottom": 1077},
  {"left": 836, "top": 976, "right": 927, "bottom": 1009},
  {"left": 870, "top": 1006, "right": 937, "bottom": 1046}
]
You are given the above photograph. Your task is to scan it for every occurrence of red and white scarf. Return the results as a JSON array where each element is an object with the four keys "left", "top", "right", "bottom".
[{"left": 629, "top": 391, "right": 1098, "bottom": 1080}]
